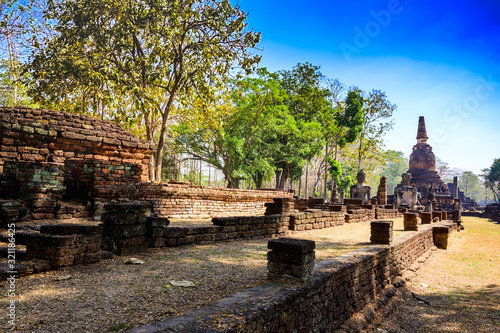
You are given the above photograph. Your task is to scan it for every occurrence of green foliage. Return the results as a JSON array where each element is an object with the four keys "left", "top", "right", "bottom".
[
  {"left": 23, "top": 0, "right": 261, "bottom": 181},
  {"left": 356, "top": 89, "right": 396, "bottom": 170},
  {"left": 483, "top": 159, "right": 500, "bottom": 203},
  {"left": 327, "top": 157, "right": 342, "bottom": 185},
  {"left": 0, "top": 58, "right": 34, "bottom": 106},
  {"left": 458, "top": 171, "right": 479, "bottom": 198},
  {"left": 172, "top": 68, "right": 284, "bottom": 188},
  {"left": 335, "top": 90, "right": 364, "bottom": 149},
  {"left": 0, "top": 0, "right": 45, "bottom": 107},
  {"left": 380, "top": 150, "right": 408, "bottom": 195},
  {"left": 338, "top": 161, "right": 356, "bottom": 194},
  {"left": 272, "top": 62, "right": 330, "bottom": 189}
]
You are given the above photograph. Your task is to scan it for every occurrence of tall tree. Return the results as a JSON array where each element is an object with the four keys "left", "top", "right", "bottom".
[
  {"left": 274, "top": 62, "right": 329, "bottom": 189},
  {"left": 356, "top": 89, "right": 396, "bottom": 171},
  {"left": 483, "top": 158, "right": 500, "bottom": 203},
  {"left": 0, "top": 0, "right": 48, "bottom": 106},
  {"left": 380, "top": 150, "right": 408, "bottom": 195},
  {"left": 173, "top": 68, "right": 286, "bottom": 188},
  {"left": 459, "top": 171, "right": 479, "bottom": 198},
  {"left": 315, "top": 87, "right": 363, "bottom": 199},
  {"left": 23, "top": 0, "right": 261, "bottom": 181},
  {"left": 333, "top": 89, "right": 364, "bottom": 158}
]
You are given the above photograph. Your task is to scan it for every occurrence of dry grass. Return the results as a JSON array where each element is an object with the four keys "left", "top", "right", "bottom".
[
  {"left": 1, "top": 219, "right": 405, "bottom": 332},
  {"left": 366, "top": 216, "right": 500, "bottom": 333}
]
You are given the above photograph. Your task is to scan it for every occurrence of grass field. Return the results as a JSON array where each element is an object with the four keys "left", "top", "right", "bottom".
[{"left": 368, "top": 216, "right": 500, "bottom": 333}]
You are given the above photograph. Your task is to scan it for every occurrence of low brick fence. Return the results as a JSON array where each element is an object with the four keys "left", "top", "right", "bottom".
[
  {"left": 138, "top": 183, "right": 293, "bottom": 219},
  {"left": 345, "top": 208, "right": 375, "bottom": 223},
  {"left": 26, "top": 224, "right": 112, "bottom": 268},
  {"left": 375, "top": 207, "right": 400, "bottom": 219},
  {"left": 160, "top": 215, "right": 290, "bottom": 247},
  {"left": 433, "top": 221, "right": 459, "bottom": 249},
  {"left": 288, "top": 210, "right": 345, "bottom": 231},
  {"left": 128, "top": 223, "right": 441, "bottom": 333}
]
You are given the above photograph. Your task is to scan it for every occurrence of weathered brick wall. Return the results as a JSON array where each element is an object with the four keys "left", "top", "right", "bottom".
[
  {"left": 158, "top": 215, "right": 290, "bottom": 247},
  {"left": 0, "top": 107, "right": 152, "bottom": 177},
  {"left": 4, "top": 161, "right": 66, "bottom": 220},
  {"left": 345, "top": 208, "right": 375, "bottom": 223},
  {"left": 65, "top": 159, "right": 144, "bottom": 199},
  {"left": 288, "top": 210, "right": 345, "bottom": 231},
  {"left": 133, "top": 183, "right": 294, "bottom": 219},
  {"left": 1, "top": 107, "right": 294, "bottom": 220},
  {"left": 26, "top": 224, "right": 112, "bottom": 268},
  {"left": 375, "top": 208, "right": 399, "bottom": 219},
  {"left": 128, "top": 224, "right": 437, "bottom": 333}
]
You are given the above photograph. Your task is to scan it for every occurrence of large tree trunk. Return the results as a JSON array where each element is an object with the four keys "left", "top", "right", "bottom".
[
  {"left": 144, "top": 111, "right": 156, "bottom": 181},
  {"left": 154, "top": 128, "right": 168, "bottom": 182},
  {"left": 224, "top": 170, "right": 238, "bottom": 189},
  {"left": 276, "top": 166, "right": 290, "bottom": 190},
  {"left": 324, "top": 143, "right": 329, "bottom": 200},
  {"left": 357, "top": 132, "right": 365, "bottom": 172},
  {"left": 255, "top": 172, "right": 264, "bottom": 189},
  {"left": 305, "top": 164, "right": 309, "bottom": 198}
]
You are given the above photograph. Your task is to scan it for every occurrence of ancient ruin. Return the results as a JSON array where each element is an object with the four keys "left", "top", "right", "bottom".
[
  {"left": 406, "top": 116, "right": 454, "bottom": 208},
  {"left": 394, "top": 173, "right": 420, "bottom": 210},
  {"left": 0, "top": 107, "right": 491, "bottom": 333},
  {"left": 349, "top": 169, "right": 371, "bottom": 204}
]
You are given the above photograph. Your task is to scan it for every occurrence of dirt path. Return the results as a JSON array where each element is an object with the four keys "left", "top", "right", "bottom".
[{"left": 367, "top": 216, "right": 500, "bottom": 333}]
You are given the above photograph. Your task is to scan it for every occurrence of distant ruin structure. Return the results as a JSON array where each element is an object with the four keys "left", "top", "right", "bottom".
[
  {"left": 394, "top": 173, "right": 419, "bottom": 209},
  {"left": 377, "top": 177, "right": 387, "bottom": 206},
  {"left": 447, "top": 178, "right": 478, "bottom": 210},
  {"left": 350, "top": 169, "right": 371, "bottom": 204},
  {"left": 406, "top": 116, "right": 453, "bottom": 208}
]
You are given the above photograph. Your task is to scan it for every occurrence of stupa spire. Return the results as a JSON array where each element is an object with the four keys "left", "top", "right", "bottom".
[{"left": 416, "top": 116, "right": 428, "bottom": 143}]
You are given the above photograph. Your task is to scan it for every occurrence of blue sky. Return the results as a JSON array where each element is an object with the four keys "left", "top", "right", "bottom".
[{"left": 234, "top": 0, "right": 500, "bottom": 175}]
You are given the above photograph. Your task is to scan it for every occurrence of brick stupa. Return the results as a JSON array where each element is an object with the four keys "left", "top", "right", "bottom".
[{"left": 407, "top": 116, "right": 453, "bottom": 206}]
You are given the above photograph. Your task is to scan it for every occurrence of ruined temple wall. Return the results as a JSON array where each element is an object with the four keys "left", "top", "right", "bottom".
[
  {"left": 0, "top": 107, "right": 152, "bottom": 178},
  {"left": 95, "top": 182, "right": 294, "bottom": 219},
  {"left": 238, "top": 225, "right": 435, "bottom": 332},
  {"left": 0, "top": 107, "right": 293, "bottom": 220}
]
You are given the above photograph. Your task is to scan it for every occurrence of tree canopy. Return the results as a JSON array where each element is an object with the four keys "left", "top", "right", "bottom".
[
  {"left": 483, "top": 158, "right": 500, "bottom": 203},
  {"left": 1, "top": 1, "right": 407, "bottom": 191},
  {"left": 23, "top": 0, "right": 261, "bottom": 181}
]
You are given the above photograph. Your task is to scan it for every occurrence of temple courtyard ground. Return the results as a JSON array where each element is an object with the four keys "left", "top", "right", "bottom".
[
  {"left": 1, "top": 216, "right": 498, "bottom": 332},
  {"left": 366, "top": 216, "right": 500, "bottom": 333}
]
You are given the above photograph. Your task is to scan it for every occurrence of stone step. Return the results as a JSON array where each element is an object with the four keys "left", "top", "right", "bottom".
[
  {"left": 0, "top": 260, "right": 51, "bottom": 280},
  {"left": 0, "top": 228, "right": 40, "bottom": 245},
  {"left": 0, "top": 242, "right": 27, "bottom": 260}
]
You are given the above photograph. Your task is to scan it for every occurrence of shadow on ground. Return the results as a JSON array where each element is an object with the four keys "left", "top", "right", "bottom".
[{"left": 374, "top": 285, "right": 500, "bottom": 333}]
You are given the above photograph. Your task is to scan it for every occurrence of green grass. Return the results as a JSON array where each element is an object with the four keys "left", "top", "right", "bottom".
[{"left": 462, "top": 216, "right": 500, "bottom": 236}]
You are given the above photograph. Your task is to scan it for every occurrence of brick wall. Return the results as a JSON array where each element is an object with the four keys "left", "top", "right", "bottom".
[
  {"left": 26, "top": 224, "right": 112, "bottom": 268},
  {"left": 134, "top": 184, "right": 293, "bottom": 219},
  {"left": 375, "top": 208, "right": 400, "bottom": 219},
  {"left": 1, "top": 107, "right": 294, "bottom": 220},
  {"left": 65, "top": 159, "right": 144, "bottom": 199},
  {"left": 160, "top": 215, "right": 290, "bottom": 247},
  {"left": 4, "top": 161, "right": 65, "bottom": 220},
  {"left": 288, "top": 210, "right": 345, "bottom": 231},
  {"left": 0, "top": 107, "right": 152, "bottom": 177},
  {"left": 345, "top": 208, "right": 375, "bottom": 223}
]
